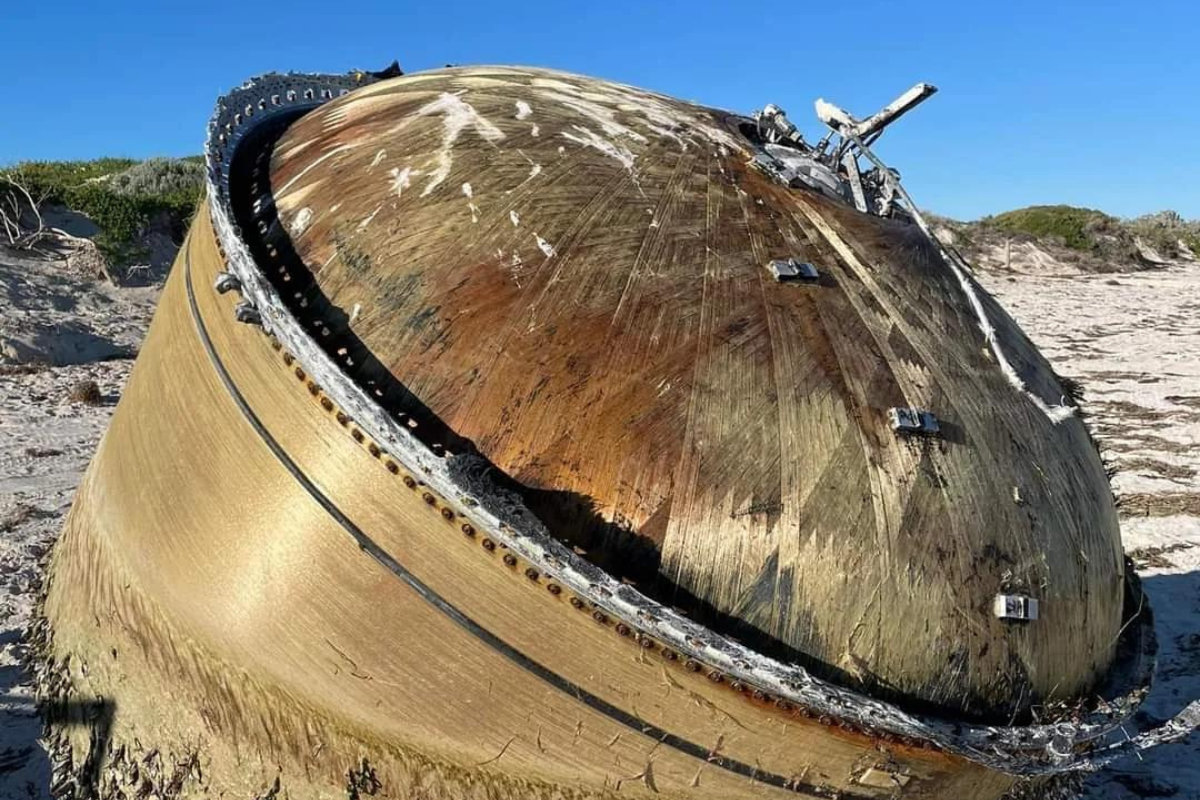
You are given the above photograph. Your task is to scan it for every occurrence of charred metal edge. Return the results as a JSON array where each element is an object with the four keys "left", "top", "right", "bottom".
[
  {"left": 184, "top": 246, "right": 871, "bottom": 799},
  {"left": 203, "top": 69, "right": 1165, "bottom": 775}
]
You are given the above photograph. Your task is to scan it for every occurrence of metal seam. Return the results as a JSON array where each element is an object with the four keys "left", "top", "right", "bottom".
[{"left": 183, "top": 242, "right": 862, "bottom": 799}]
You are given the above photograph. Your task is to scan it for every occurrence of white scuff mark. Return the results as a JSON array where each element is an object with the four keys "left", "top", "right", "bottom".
[
  {"left": 388, "top": 91, "right": 505, "bottom": 197},
  {"left": 557, "top": 145, "right": 566, "bottom": 155},
  {"left": 650, "top": 217, "right": 660, "bottom": 229},
  {"left": 468, "top": 203, "right": 480, "bottom": 223},
  {"left": 369, "top": 149, "right": 387, "bottom": 170},
  {"left": 350, "top": 303, "right": 362, "bottom": 324},
  {"left": 539, "top": 90, "right": 648, "bottom": 144},
  {"left": 532, "top": 77, "right": 743, "bottom": 155},
  {"left": 503, "top": 153, "right": 544, "bottom": 195},
  {"left": 498, "top": 249, "right": 524, "bottom": 286},
  {"left": 509, "top": 252, "right": 525, "bottom": 285},
  {"left": 531, "top": 124, "right": 540, "bottom": 137},
  {"left": 535, "top": 234, "right": 556, "bottom": 258},
  {"left": 322, "top": 105, "right": 349, "bottom": 130},
  {"left": 515, "top": 100, "right": 532, "bottom": 120},
  {"left": 942, "top": 253, "right": 1077, "bottom": 423},
  {"left": 461, "top": 182, "right": 473, "bottom": 199},
  {"left": 289, "top": 207, "right": 313, "bottom": 237},
  {"left": 561, "top": 126, "right": 636, "bottom": 172},
  {"left": 389, "top": 165, "right": 419, "bottom": 197},
  {"left": 275, "top": 144, "right": 355, "bottom": 197},
  {"left": 510, "top": 210, "right": 521, "bottom": 227},
  {"left": 646, "top": 122, "right": 687, "bottom": 150},
  {"left": 329, "top": 203, "right": 341, "bottom": 214},
  {"left": 357, "top": 204, "right": 383, "bottom": 231}
]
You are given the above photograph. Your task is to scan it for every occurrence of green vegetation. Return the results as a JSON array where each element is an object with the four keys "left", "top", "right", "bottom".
[
  {"left": 0, "top": 157, "right": 203, "bottom": 259},
  {"left": 1125, "top": 210, "right": 1200, "bottom": 258},
  {"left": 964, "top": 204, "right": 1199, "bottom": 265},
  {"left": 979, "top": 205, "right": 1118, "bottom": 251}
]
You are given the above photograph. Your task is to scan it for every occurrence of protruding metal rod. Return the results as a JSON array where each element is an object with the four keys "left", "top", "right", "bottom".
[
  {"left": 852, "top": 83, "right": 938, "bottom": 140},
  {"left": 815, "top": 83, "right": 938, "bottom": 142}
]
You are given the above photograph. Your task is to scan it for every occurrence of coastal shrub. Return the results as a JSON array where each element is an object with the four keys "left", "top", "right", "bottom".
[
  {"left": 980, "top": 205, "right": 1116, "bottom": 251},
  {"left": 1126, "top": 210, "right": 1200, "bottom": 258},
  {"left": 109, "top": 157, "right": 204, "bottom": 198},
  {"left": 0, "top": 157, "right": 202, "bottom": 258}
]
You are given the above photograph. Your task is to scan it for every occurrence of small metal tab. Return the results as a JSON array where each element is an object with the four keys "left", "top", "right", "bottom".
[
  {"left": 214, "top": 272, "right": 242, "bottom": 294},
  {"left": 888, "top": 407, "right": 940, "bottom": 435},
  {"left": 767, "top": 258, "right": 819, "bottom": 282},
  {"left": 234, "top": 301, "right": 262, "bottom": 326},
  {"left": 994, "top": 594, "right": 1039, "bottom": 621},
  {"left": 854, "top": 767, "right": 911, "bottom": 789}
]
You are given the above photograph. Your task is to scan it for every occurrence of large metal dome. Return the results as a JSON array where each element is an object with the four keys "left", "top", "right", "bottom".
[
  {"left": 268, "top": 67, "right": 1121, "bottom": 718},
  {"left": 35, "top": 66, "right": 1183, "bottom": 800}
]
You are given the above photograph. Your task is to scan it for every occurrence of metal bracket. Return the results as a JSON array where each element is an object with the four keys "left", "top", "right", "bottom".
[
  {"left": 214, "top": 272, "right": 242, "bottom": 294},
  {"left": 994, "top": 594, "right": 1039, "bottom": 621},
  {"left": 234, "top": 301, "right": 262, "bottom": 326},
  {"left": 888, "top": 407, "right": 940, "bottom": 436},
  {"left": 767, "top": 258, "right": 819, "bottom": 282}
]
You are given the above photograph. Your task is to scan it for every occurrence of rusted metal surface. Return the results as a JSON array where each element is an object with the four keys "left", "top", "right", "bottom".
[{"left": 264, "top": 68, "right": 1121, "bottom": 720}]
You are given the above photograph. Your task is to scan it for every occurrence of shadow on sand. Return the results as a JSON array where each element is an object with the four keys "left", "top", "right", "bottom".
[{"left": 0, "top": 626, "right": 114, "bottom": 800}]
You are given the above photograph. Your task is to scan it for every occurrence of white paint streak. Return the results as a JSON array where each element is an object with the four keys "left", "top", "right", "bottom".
[
  {"left": 532, "top": 77, "right": 743, "bottom": 155},
  {"left": 528, "top": 164, "right": 542, "bottom": 179},
  {"left": 531, "top": 124, "right": 540, "bottom": 137},
  {"left": 942, "top": 253, "right": 1077, "bottom": 423},
  {"left": 275, "top": 144, "right": 354, "bottom": 197},
  {"left": 350, "top": 303, "right": 362, "bottom": 324},
  {"left": 357, "top": 204, "right": 382, "bottom": 231},
  {"left": 389, "top": 166, "right": 418, "bottom": 197},
  {"left": 461, "top": 182, "right": 473, "bottom": 199},
  {"left": 539, "top": 90, "right": 647, "bottom": 143},
  {"left": 535, "top": 234, "right": 556, "bottom": 258},
  {"left": 510, "top": 210, "right": 520, "bottom": 227},
  {"left": 369, "top": 149, "right": 387, "bottom": 170},
  {"left": 394, "top": 92, "right": 505, "bottom": 197},
  {"left": 468, "top": 203, "right": 480, "bottom": 223},
  {"left": 515, "top": 100, "right": 532, "bottom": 120},
  {"left": 289, "top": 207, "right": 313, "bottom": 237},
  {"left": 561, "top": 126, "right": 636, "bottom": 172}
]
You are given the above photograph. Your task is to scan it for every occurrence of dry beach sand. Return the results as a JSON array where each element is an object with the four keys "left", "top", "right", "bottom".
[{"left": 0, "top": 240, "right": 1196, "bottom": 798}]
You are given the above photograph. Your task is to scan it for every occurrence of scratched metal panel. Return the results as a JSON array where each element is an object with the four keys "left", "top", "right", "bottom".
[{"left": 265, "top": 68, "right": 1122, "bottom": 721}]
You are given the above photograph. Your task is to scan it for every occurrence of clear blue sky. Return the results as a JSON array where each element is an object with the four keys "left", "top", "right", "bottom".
[{"left": 2, "top": 0, "right": 1196, "bottom": 220}]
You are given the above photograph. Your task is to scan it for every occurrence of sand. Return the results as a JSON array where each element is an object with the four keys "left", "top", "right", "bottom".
[{"left": 0, "top": 241, "right": 1196, "bottom": 798}]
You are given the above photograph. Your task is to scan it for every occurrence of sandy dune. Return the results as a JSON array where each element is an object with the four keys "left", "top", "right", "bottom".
[{"left": 980, "top": 265, "right": 1200, "bottom": 798}]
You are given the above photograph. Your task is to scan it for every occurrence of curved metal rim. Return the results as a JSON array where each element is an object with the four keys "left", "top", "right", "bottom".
[{"left": 202, "top": 66, "right": 1159, "bottom": 776}]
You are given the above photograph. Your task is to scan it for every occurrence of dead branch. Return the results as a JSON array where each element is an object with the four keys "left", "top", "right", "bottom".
[{"left": 1, "top": 173, "right": 91, "bottom": 256}]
